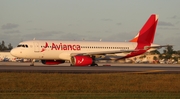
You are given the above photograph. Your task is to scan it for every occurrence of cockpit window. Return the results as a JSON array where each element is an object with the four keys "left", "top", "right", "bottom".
[
  {"left": 17, "top": 45, "right": 21, "bottom": 47},
  {"left": 17, "top": 44, "right": 28, "bottom": 48}
]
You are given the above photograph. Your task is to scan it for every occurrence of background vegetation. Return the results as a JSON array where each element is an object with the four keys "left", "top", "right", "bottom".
[
  {"left": 151, "top": 46, "right": 180, "bottom": 62},
  {"left": 0, "top": 41, "right": 13, "bottom": 51},
  {"left": 0, "top": 73, "right": 180, "bottom": 99}
]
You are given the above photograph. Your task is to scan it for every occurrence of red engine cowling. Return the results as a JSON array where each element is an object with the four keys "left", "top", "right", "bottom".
[
  {"left": 71, "top": 55, "right": 93, "bottom": 66},
  {"left": 41, "top": 60, "right": 65, "bottom": 65}
]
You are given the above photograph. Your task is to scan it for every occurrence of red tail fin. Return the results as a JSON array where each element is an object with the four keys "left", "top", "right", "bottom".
[
  {"left": 130, "top": 14, "right": 158, "bottom": 44},
  {"left": 124, "top": 14, "right": 159, "bottom": 58}
]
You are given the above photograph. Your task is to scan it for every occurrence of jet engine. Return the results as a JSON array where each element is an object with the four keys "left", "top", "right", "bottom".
[
  {"left": 71, "top": 55, "right": 93, "bottom": 66},
  {"left": 41, "top": 60, "right": 65, "bottom": 65}
]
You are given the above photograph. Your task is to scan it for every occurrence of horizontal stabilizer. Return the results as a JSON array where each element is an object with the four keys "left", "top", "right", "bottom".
[{"left": 146, "top": 45, "right": 173, "bottom": 49}]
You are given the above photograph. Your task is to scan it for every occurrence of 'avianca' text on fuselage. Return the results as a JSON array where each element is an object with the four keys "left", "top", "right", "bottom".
[{"left": 42, "top": 42, "right": 81, "bottom": 51}]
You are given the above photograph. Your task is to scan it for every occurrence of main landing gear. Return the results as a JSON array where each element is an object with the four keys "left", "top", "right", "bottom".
[
  {"left": 90, "top": 56, "right": 98, "bottom": 66},
  {"left": 90, "top": 63, "right": 98, "bottom": 66}
]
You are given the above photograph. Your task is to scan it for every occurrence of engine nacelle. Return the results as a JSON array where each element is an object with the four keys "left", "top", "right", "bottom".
[
  {"left": 41, "top": 60, "right": 65, "bottom": 65},
  {"left": 71, "top": 55, "right": 93, "bottom": 66}
]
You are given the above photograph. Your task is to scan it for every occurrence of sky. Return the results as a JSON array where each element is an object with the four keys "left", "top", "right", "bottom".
[{"left": 0, "top": 0, "right": 180, "bottom": 50}]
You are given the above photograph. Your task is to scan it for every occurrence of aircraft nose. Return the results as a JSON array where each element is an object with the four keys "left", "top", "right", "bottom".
[{"left": 10, "top": 48, "right": 19, "bottom": 57}]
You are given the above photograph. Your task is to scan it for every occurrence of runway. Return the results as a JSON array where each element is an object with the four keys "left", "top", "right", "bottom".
[{"left": 0, "top": 62, "right": 180, "bottom": 74}]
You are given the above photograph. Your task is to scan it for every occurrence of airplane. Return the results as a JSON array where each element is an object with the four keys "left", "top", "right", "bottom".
[{"left": 10, "top": 14, "right": 167, "bottom": 66}]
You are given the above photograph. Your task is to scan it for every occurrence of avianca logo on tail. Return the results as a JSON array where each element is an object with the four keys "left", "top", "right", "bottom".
[{"left": 41, "top": 42, "right": 81, "bottom": 52}]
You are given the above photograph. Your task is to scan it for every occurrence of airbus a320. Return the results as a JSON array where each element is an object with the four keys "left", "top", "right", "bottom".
[{"left": 10, "top": 14, "right": 168, "bottom": 66}]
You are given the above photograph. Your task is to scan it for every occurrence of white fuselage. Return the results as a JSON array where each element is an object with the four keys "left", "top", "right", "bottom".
[{"left": 10, "top": 40, "right": 158, "bottom": 61}]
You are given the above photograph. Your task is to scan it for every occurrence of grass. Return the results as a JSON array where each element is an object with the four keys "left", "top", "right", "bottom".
[{"left": 0, "top": 73, "right": 180, "bottom": 99}]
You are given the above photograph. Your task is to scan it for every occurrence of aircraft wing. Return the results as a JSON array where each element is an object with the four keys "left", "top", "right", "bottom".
[{"left": 72, "top": 49, "right": 138, "bottom": 56}]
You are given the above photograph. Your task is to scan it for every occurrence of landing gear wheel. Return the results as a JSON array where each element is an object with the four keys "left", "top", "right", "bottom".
[
  {"left": 30, "top": 64, "right": 34, "bottom": 66},
  {"left": 90, "top": 63, "right": 98, "bottom": 66},
  {"left": 95, "top": 64, "right": 98, "bottom": 66},
  {"left": 90, "top": 55, "right": 98, "bottom": 66}
]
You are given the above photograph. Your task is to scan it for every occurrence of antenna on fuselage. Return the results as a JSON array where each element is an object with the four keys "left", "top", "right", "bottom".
[
  {"left": 100, "top": 39, "right": 102, "bottom": 41},
  {"left": 33, "top": 38, "right": 35, "bottom": 40}
]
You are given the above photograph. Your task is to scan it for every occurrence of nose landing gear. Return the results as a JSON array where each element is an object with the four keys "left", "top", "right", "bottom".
[{"left": 30, "top": 59, "right": 35, "bottom": 66}]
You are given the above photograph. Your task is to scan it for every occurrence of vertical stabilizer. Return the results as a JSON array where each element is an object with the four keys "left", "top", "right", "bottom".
[{"left": 130, "top": 14, "right": 158, "bottom": 45}]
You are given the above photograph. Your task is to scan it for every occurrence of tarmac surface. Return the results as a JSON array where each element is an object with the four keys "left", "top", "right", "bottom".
[{"left": 0, "top": 62, "right": 180, "bottom": 74}]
